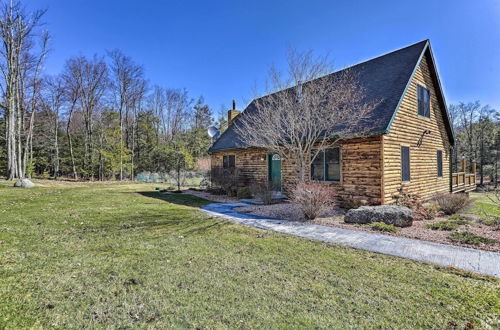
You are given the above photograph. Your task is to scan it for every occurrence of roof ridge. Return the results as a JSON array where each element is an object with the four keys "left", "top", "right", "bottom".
[
  {"left": 251, "top": 40, "right": 429, "bottom": 104},
  {"left": 337, "top": 39, "right": 429, "bottom": 73}
]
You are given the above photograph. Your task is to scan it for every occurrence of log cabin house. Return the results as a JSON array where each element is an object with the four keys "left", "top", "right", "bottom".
[{"left": 209, "top": 40, "right": 476, "bottom": 204}]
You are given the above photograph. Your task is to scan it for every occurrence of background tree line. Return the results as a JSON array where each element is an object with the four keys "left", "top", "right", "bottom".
[
  {"left": 0, "top": 1, "right": 227, "bottom": 181},
  {"left": 450, "top": 101, "right": 499, "bottom": 186}
]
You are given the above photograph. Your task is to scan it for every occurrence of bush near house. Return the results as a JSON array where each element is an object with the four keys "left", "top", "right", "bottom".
[
  {"left": 434, "top": 193, "right": 471, "bottom": 215},
  {"left": 250, "top": 181, "right": 274, "bottom": 205},
  {"left": 393, "top": 187, "right": 439, "bottom": 221},
  {"left": 210, "top": 167, "right": 240, "bottom": 196},
  {"left": 291, "top": 182, "right": 334, "bottom": 220},
  {"left": 237, "top": 187, "right": 252, "bottom": 199}
]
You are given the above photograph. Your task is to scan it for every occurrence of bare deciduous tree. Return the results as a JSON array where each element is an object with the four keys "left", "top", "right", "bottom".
[
  {"left": 0, "top": 0, "right": 47, "bottom": 179},
  {"left": 234, "top": 48, "right": 378, "bottom": 183},
  {"left": 41, "top": 74, "right": 64, "bottom": 178},
  {"left": 108, "top": 49, "right": 144, "bottom": 180},
  {"left": 63, "top": 55, "right": 107, "bottom": 179}
]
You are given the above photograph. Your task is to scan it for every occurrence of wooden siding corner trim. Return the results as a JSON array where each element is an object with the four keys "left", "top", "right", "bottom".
[{"left": 380, "top": 135, "right": 385, "bottom": 204}]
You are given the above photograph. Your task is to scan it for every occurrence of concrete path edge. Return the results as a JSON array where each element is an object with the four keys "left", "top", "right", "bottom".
[{"left": 201, "top": 202, "right": 500, "bottom": 278}]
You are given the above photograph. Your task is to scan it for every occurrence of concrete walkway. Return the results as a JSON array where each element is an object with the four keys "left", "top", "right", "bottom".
[{"left": 201, "top": 203, "right": 500, "bottom": 278}]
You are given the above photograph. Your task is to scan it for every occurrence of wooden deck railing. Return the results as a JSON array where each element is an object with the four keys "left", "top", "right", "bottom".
[{"left": 452, "top": 159, "right": 476, "bottom": 193}]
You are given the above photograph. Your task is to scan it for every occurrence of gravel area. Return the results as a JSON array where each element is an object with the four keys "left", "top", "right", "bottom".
[
  {"left": 235, "top": 202, "right": 345, "bottom": 221},
  {"left": 235, "top": 202, "right": 500, "bottom": 252}
]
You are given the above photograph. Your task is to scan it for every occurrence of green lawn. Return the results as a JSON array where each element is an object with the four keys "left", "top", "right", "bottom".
[
  {"left": 0, "top": 181, "right": 499, "bottom": 328},
  {"left": 467, "top": 192, "right": 500, "bottom": 218}
]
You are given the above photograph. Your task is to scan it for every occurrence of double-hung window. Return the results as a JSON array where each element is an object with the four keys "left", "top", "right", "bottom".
[
  {"left": 223, "top": 155, "right": 235, "bottom": 169},
  {"left": 418, "top": 85, "right": 430, "bottom": 118},
  {"left": 311, "top": 148, "right": 340, "bottom": 181}
]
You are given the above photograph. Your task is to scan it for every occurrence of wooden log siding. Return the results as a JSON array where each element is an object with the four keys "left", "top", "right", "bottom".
[
  {"left": 382, "top": 53, "right": 452, "bottom": 203},
  {"left": 210, "top": 148, "right": 269, "bottom": 185},
  {"left": 211, "top": 136, "right": 383, "bottom": 205}
]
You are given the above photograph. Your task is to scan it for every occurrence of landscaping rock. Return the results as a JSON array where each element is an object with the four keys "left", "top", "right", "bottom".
[
  {"left": 13, "top": 179, "right": 35, "bottom": 188},
  {"left": 344, "top": 205, "right": 413, "bottom": 227}
]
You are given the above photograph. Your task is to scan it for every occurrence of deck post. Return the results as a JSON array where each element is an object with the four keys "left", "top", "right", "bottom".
[{"left": 461, "top": 158, "right": 466, "bottom": 172}]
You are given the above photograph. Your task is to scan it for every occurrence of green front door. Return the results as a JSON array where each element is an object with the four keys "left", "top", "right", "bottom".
[{"left": 268, "top": 153, "right": 282, "bottom": 192}]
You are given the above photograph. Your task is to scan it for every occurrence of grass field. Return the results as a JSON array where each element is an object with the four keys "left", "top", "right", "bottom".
[
  {"left": 0, "top": 181, "right": 499, "bottom": 328},
  {"left": 467, "top": 192, "right": 500, "bottom": 217}
]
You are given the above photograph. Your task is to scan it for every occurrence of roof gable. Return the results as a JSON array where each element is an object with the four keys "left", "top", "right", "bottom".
[
  {"left": 386, "top": 42, "right": 455, "bottom": 145},
  {"left": 210, "top": 40, "right": 453, "bottom": 152}
]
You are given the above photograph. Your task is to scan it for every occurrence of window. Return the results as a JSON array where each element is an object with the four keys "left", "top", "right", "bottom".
[
  {"left": 418, "top": 85, "right": 430, "bottom": 118},
  {"left": 223, "top": 155, "right": 235, "bottom": 168},
  {"left": 401, "top": 146, "right": 410, "bottom": 181},
  {"left": 437, "top": 150, "right": 443, "bottom": 177},
  {"left": 311, "top": 148, "right": 340, "bottom": 181}
]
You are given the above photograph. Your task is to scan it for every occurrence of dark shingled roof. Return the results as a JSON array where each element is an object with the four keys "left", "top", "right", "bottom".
[{"left": 210, "top": 40, "right": 451, "bottom": 152}]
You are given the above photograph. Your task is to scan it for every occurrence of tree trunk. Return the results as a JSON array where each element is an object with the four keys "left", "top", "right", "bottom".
[
  {"left": 66, "top": 103, "right": 78, "bottom": 180},
  {"left": 53, "top": 112, "right": 59, "bottom": 179},
  {"left": 119, "top": 100, "right": 124, "bottom": 181}
]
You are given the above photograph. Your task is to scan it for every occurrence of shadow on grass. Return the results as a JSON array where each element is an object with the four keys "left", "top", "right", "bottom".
[
  {"left": 110, "top": 191, "right": 229, "bottom": 236},
  {"left": 136, "top": 191, "right": 213, "bottom": 208}
]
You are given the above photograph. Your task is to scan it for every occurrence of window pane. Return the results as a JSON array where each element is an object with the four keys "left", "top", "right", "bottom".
[
  {"left": 311, "top": 150, "right": 324, "bottom": 181},
  {"left": 325, "top": 148, "right": 340, "bottom": 181},
  {"left": 418, "top": 85, "right": 423, "bottom": 116},
  {"left": 437, "top": 150, "right": 443, "bottom": 177},
  {"left": 425, "top": 89, "right": 430, "bottom": 117},
  {"left": 401, "top": 146, "right": 410, "bottom": 181},
  {"left": 223, "top": 155, "right": 235, "bottom": 168}
]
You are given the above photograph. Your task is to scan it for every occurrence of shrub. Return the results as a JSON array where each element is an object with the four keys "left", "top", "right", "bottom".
[
  {"left": 371, "top": 222, "right": 398, "bottom": 233},
  {"left": 250, "top": 181, "right": 274, "bottom": 205},
  {"left": 291, "top": 182, "right": 334, "bottom": 220},
  {"left": 426, "top": 221, "right": 459, "bottom": 231},
  {"left": 478, "top": 217, "right": 500, "bottom": 228},
  {"left": 226, "top": 186, "right": 238, "bottom": 197},
  {"left": 427, "top": 215, "right": 471, "bottom": 231},
  {"left": 433, "top": 193, "right": 470, "bottom": 215},
  {"left": 237, "top": 187, "right": 252, "bottom": 199},
  {"left": 448, "top": 231, "right": 496, "bottom": 245},
  {"left": 447, "top": 214, "right": 471, "bottom": 225},
  {"left": 393, "top": 187, "right": 422, "bottom": 209},
  {"left": 199, "top": 177, "right": 210, "bottom": 190},
  {"left": 393, "top": 187, "right": 438, "bottom": 221},
  {"left": 211, "top": 167, "right": 240, "bottom": 196},
  {"left": 206, "top": 187, "right": 226, "bottom": 195}
]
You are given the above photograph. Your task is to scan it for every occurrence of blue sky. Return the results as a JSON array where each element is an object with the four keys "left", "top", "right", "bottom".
[{"left": 25, "top": 0, "right": 500, "bottom": 114}]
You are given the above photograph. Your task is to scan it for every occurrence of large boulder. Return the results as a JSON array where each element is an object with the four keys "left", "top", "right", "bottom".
[
  {"left": 13, "top": 179, "right": 35, "bottom": 188},
  {"left": 344, "top": 205, "right": 413, "bottom": 227}
]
